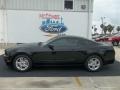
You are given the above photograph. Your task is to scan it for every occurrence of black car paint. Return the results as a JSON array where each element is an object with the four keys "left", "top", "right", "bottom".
[{"left": 4, "top": 36, "right": 115, "bottom": 66}]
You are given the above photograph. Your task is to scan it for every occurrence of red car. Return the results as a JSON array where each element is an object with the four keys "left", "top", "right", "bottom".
[
  {"left": 108, "top": 33, "right": 120, "bottom": 46},
  {"left": 95, "top": 33, "right": 120, "bottom": 46},
  {"left": 95, "top": 35, "right": 109, "bottom": 42}
]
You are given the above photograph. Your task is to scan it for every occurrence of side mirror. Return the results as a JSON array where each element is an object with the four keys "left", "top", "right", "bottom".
[
  {"left": 38, "top": 42, "right": 42, "bottom": 46},
  {"left": 48, "top": 44, "right": 54, "bottom": 50}
]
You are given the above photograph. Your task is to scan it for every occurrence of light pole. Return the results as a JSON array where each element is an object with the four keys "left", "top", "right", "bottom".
[
  {"left": 101, "top": 17, "right": 105, "bottom": 34},
  {"left": 87, "top": 0, "right": 91, "bottom": 38}
]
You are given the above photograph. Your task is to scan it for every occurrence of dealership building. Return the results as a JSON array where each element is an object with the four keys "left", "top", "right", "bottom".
[{"left": 0, "top": 0, "right": 94, "bottom": 43}]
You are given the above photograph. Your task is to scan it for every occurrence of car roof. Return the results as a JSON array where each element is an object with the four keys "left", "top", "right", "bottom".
[
  {"left": 46, "top": 35, "right": 88, "bottom": 44},
  {"left": 53, "top": 35, "right": 87, "bottom": 40}
]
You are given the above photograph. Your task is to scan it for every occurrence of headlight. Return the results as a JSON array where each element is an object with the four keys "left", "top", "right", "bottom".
[{"left": 5, "top": 49, "right": 9, "bottom": 55}]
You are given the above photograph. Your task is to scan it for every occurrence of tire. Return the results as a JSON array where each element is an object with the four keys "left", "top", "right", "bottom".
[
  {"left": 85, "top": 55, "right": 103, "bottom": 72},
  {"left": 112, "top": 41, "right": 119, "bottom": 46},
  {"left": 12, "top": 55, "right": 32, "bottom": 72},
  {"left": 117, "top": 41, "right": 119, "bottom": 46}
]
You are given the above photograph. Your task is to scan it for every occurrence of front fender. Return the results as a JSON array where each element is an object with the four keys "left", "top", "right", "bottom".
[{"left": 9, "top": 48, "right": 32, "bottom": 59}]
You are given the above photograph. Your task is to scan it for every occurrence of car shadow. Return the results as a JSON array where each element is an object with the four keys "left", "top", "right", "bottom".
[{"left": 0, "top": 55, "right": 120, "bottom": 77}]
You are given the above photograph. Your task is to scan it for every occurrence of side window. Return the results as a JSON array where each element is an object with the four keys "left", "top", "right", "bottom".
[
  {"left": 78, "top": 39, "right": 95, "bottom": 46},
  {"left": 50, "top": 38, "right": 78, "bottom": 47},
  {"left": 64, "top": 0, "right": 73, "bottom": 10},
  {"left": 66, "top": 38, "right": 78, "bottom": 46},
  {"left": 50, "top": 38, "right": 67, "bottom": 46}
]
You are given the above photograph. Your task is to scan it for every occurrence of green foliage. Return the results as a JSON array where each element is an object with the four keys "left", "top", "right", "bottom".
[
  {"left": 103, "top": 26, "right": 108, "bottom": 34},
  {"left": 100, "top": 24, "right": 114, "bottom": 35},
  {"left": 94, "top": 27, "right": 97, "bottom": 32},
  {"left": 100, "top": 24, "right": 107, "bottom": 34},
  {"left": 100, "top": 24, "right": 104, "bottom": 29},
  {"left": 116, "top": 26, "right": 120, "bottom": 32},
  {"left": 107, "top": 24, "right": 114, "bottom": 34}
]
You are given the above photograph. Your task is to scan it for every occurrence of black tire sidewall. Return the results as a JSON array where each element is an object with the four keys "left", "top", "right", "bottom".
[
  {"left": 112, "top": 42, "right": 115, "bottom": 46},
  {"left": 117, "top": 41, "right": 119, "bottom": 46},
  {"left": 85, "top": 55, "right": 103, "bottom": 72},
  {"left": 112, "top": 41, "right": 119, "bottom": 46},
  {"left": 13, "top": 55, "right": 32, "bottom": 72}
]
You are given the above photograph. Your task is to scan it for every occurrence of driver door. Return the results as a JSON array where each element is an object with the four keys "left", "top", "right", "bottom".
[{"left": 47, "top": 37, "right": 79, "bottom": 63}]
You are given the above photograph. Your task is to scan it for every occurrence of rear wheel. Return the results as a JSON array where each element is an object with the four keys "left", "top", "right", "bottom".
[
  {"left": 12, "top": 55, "right": 32, "bottom": 72},
  {"left": 85, "top": 55, "right": 103, "bottom": 72}
]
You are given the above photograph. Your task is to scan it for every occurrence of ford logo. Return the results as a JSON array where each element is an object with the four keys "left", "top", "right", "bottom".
[{"left": 39, "top": 17, "right": 67, "bottom": 34}]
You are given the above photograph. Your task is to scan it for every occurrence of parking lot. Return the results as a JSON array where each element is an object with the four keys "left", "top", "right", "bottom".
[{"left": 0, "top": 47, "right": 120, "bottom": 90}]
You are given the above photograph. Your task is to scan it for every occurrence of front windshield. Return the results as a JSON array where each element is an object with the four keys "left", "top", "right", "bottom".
[{"left": 42, "top": 37, "right": 58, "bottom": 46}]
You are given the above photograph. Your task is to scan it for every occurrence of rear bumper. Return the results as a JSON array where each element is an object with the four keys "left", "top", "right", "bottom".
[
  {"left": 102, "top": 47, "right": 115, "bottom": 65},
  {"left": 103, "top": 59, "right": 115, "bottom": 65}
]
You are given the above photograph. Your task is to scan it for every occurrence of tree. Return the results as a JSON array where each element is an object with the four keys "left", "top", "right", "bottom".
[
  {"left": 107, "top": 24, "right": 114, "bottom": 34},
  {"left": 116, "top": 26, "right": 120, "bottom": 32},
  {"left": 103, "top": 26, "right": 108, "bottom": 35},
  {"left": 94, "top": 27, "right": 97, "bottom": 34},
  {"left": 100, "top": 24, "right": 104, "bottom": 29},
  {"left": 100, "top": 24, "right": 107, "bottom": 35}
]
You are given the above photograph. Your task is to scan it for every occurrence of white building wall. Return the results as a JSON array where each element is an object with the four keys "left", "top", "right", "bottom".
[
  {"left": 0, "top": 0, "right": 94, "bottom": 43},
  {"left": 0, "top": 0, "right": 93, "bottom": 11},
  {"left": 0, "top": 10, "right": 3, "bottom": 41},
  {"left": 0, "top": 10, "right": 7, "bottom": 43},
  {"left": 6, "top": 10, "right": 92, "bottom": 43},
  {"left": 1, "top": 0, "right": 63, "bottom": 10}
]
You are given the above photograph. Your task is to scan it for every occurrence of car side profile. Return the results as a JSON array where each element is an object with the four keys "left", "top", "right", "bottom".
[
  {"left": 108, "top": 33, "right": 120, "bottom": 46},
  {"left": 4, "top": 36, "right": 115, "bottom": 72},
  {"left": 95, "top": 33, "right": 120, "bottom": 46}
]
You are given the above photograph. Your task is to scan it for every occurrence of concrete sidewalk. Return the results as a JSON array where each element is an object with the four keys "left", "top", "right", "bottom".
[
  {"left": 114, "top": 47, "right": 120, "bottom": 60},
  {"left": 0, "top": 77, "right": 119, "bottom": 90},
  {"left": 0, "top": 49, "right": 4, "bottom": 55}
]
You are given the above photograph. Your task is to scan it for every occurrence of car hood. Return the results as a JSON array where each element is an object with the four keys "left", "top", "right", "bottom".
[
  {"left": 5, "top": 43, "right": 41, "bottom": 52},
  {"left": 16, "top": 43, "right": 40, "bottom": 48}
]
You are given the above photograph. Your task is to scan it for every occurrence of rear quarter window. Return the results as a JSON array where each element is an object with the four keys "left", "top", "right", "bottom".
[{"left": 78, "top": 39, "right": 97, "bottom": 47}]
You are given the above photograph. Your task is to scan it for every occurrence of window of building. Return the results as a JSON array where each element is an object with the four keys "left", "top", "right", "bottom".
[{"left": 64, "top": 0, "right": 73, "bottom": 10}]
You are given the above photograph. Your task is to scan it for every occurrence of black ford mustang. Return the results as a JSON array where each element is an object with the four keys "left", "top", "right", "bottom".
[{"left": 4, "top": 36, "right": 115, "bottom": 72}]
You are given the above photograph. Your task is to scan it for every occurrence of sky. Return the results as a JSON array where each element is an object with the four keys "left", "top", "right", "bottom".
[{"left": 93, "top": 0, "right": 120, "bottom": 32}]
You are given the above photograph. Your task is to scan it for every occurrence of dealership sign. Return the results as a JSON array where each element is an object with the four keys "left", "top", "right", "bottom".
[{"left": 39, "top": 13, "right": 67, "bottom": 34}]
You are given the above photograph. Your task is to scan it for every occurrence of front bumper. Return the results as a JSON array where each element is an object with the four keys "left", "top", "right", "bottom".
[{"left": 3, "top": 54, "right": 12, "bottom": 66}]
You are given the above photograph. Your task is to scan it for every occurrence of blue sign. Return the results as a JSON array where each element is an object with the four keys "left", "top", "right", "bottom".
[{"left": 39, "top": 15, "right": 67, "bottom": 34}]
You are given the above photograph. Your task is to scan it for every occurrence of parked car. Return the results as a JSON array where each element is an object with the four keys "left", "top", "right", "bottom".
[
  {"left": 95, "top": 33, "right": 120, "bottom": 46},
  {"left": 108, "top": 33, "right": 120, "bottom": 46},
  {"left": 95, "top": 35, "right": 109, "bottom": 42},
  {"left": 92, "top": 34, "right": 101, "bottom": 40},
  {"left": 4, "top": 35, "right": 115, "bottom": 72}
]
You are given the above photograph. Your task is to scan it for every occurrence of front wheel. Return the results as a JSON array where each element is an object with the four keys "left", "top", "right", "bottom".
[
  {"left": 112, "top": 41, "right": 119, "bottom": 46},
  {"left": 13, "top": 55, "right": 32, "bottom": 72},
  {"left": 85, "top": 55, "right": 103, "bottom": 72}
]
